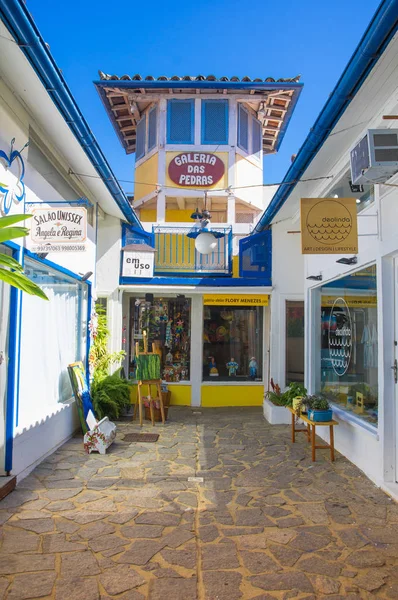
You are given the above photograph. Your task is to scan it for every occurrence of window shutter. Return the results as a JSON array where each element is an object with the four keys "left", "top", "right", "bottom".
[
  {"left": 136, "top": 115, "right": 146, "bottom": 160},
  {"left": 252, "top": 117, "right": 262, "bottom": 158},
  {"left": 148, "top": 106, "right": 157, "bottom": 151},
  {"left": 238, "top": 105, "right": 249, "bottom": 152},
  {"left": 167, "top": 99, "right": 194, "bottom": 144},
  {"left": 201, "top": 100, "right": 228, "bottom": 144}
]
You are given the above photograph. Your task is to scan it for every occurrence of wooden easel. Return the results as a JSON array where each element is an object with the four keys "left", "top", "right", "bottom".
[{"left": 134, "top": 332, "right": 165, "bottom": 427}]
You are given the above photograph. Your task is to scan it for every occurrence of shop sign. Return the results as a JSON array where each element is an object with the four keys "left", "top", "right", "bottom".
[
  {"left": 122, "top": 249, "right": 155, "bottom": 278},
  {"left": 168, "top": 153, "right": 225, "bottom": 187},
  {"left": 328, "top": 297, "right": 352, "bottom": 376},
  {"left": 203, "top": 294, "right": 269, "bottom": 306},
  {"left": 322, "top": 295, "right": 377, "bottom": 308},
  {"left": 300, "top": 197, "right": 358, "bottom": 254},
  {"left": 30, "top": 207, "right": 87, "bottom": 253}
]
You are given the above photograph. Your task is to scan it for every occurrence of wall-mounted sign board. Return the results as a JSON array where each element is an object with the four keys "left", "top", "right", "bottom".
[
  {"left": 300, "top": 198, "right": 358, "bottom": 254},
  {"left": 203, "top": 294, "right": 269, "bottom": 306},
  {"left": 122, "top": 244, "right": 156, "bottom": 278},
  {"left": 168, "top": 152, "right": 225, "bottom": 187},
  {"left": 29, "top": 207, "right": 87, "bottom": 253}
]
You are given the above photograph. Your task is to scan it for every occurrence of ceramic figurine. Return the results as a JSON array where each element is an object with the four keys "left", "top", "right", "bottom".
[
  {"left": 249, "top": 357, "right": 258, "bottom": 380},
  {"left": 226, "top": 358, "right": 239, "bottom": 376},
  {"left": 165, "top": 351, "right": 173, "bottom": 364},
  {"left": 209, "top": 357, "right": 219, "bottom": 377}
]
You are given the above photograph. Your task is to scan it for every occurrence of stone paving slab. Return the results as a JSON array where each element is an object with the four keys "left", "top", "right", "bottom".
[{"left": 0, "top": 407, "right": 397, "bottom": 599}]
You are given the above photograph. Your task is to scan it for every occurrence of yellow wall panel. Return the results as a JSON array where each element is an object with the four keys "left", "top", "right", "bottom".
[
  {"left": 140, "top": 209, "right": 157, "bottom": 222},
  {"left": 134, "top": 153, "right": 159, "bottom": 201},
  {"left": 201, "top": 385, "right": 264, "bottom": 407},
  {"left": 169, "top": 385, "right": 191, "bottom": 406},
  {"left": 166, "top": 209, "right": 193, "bottom": 223},
  {"left": 232, "top": 255, "right": 240, "bottom": 278}
]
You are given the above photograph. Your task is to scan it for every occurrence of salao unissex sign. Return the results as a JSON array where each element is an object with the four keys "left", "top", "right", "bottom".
[{"left": 30, "top": 207, "right": 87, "bottom": 253}]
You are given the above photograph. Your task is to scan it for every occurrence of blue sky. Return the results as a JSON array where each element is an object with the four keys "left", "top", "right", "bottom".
[{"left": 29, "top": 0, "right": 381, "bottom": 195}]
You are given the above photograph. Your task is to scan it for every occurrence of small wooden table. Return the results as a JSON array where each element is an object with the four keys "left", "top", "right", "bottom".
[{"left": 287, "top": 407, "right": 338, "bottom": 462}]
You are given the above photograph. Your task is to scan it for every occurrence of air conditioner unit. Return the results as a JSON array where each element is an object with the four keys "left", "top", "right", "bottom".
[{"left": 350, "top": 129, "right": 398, "bottom": 185}]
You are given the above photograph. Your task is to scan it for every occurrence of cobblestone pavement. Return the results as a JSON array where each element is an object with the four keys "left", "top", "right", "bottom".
[{"left": 0, "top": 407, "right": 397, "bottom": 600}]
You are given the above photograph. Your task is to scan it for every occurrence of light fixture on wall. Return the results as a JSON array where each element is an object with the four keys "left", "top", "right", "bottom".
[
  {"left": 306, "top": 274, "right": 323, "bottom": 281},
  {"left": 80, "top": 271, "right": 93, "bottom": 281},
  {"left": 336, "top": 257, "right": 357, "bottom": 265}
]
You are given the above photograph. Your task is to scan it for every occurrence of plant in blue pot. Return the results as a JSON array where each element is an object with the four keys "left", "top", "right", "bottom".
[{"left": 308, "top": 397, "right": 333, "bottom": 422}]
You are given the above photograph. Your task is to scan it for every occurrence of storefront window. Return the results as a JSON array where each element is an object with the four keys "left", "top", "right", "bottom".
[
  {"left": 203, "top": 305, "right": 263, "bottom": 381},
  {"left": 318, "top": 265, "right": 378, "bottom": 427},
  {"left": 18, "top": 260, "right": 87, "bottom": 430},
  {"left": 129, "top": 297, "right": 191, "bottom": 382}
]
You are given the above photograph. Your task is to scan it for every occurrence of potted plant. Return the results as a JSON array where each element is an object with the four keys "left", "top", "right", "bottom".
[
  {"left": 307, "top": 397, "right": 333, "bottom": 422},
  {"left": 263, "top": 379, "right": 291, "bottom": 425},
  {"left": 283, "top": 382, "right": 307, "bottom": 408}
]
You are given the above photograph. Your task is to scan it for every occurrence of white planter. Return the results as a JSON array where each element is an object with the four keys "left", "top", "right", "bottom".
[{"left": 263, "top": 397, "right": 291, "bottom": 425}]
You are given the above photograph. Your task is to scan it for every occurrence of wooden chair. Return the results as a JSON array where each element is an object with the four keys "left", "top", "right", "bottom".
[{"left": 134, "top": 332, "right": 165, "bottom": 427}]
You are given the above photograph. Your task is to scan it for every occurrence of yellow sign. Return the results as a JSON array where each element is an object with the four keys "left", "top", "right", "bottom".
[
  {"left": 322, "top": 295, "right": 377, "bottom": 308},
  {"left": 203, "top": 294, "right": 269, "bottom": 306},
  {"left": 300, "top": 197, "right": 358, "bottom": 254}
]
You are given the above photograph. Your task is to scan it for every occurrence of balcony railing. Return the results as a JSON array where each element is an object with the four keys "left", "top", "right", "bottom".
[{"left": 152, "top": 225, "right": 232, "bottom": 276}]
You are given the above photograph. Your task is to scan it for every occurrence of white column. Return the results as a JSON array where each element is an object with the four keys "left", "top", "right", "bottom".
[
  {"left": 227, "top": 194, "right": 236, "bottom": 225},
  {"left": 157, "top": 190, "right": 166, "bottom": 223},
  {"left": 190, "top": 295, "right": 203, "bottom": 406}
]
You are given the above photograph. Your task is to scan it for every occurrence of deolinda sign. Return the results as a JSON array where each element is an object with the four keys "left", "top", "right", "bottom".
[{"left": 300, "top": 197, "right": 358, "bottom": 254}]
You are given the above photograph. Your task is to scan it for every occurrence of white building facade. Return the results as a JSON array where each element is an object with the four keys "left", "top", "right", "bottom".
[
  {"left": 0, "top": 3, "right": 141, "bottom": 480},
  {"left": 260, "top": 3, "right": 398, "bottom": 500}
]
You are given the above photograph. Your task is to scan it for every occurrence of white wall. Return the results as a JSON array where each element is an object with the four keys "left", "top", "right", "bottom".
[{"left": 269, "top": 219, "right": 304, "bottom": 389}]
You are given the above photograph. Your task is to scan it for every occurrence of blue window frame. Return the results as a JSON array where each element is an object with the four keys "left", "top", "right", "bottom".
[
  {"left": 148, "top": 105, "right": 157, "bottom": 151},
  {"left": 167, "top": 99, "right": 194, "bottom": 144},
  {"left": 252, "top": 117, "right": 262, "bottom": 159},
  {"left": 136, "top": 115, "right": 146, "bottom": 160},
  {"left": 201, "top": 100, "right": 228, "bottom": 145},
  {"left": 237, "top": 104, "right": 249, "bottom": 152}
]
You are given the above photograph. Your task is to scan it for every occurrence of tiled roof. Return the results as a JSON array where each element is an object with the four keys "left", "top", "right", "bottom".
[
  {"left": 95, "top": 72, "right": 303, "bottom": 155},
  {"left": 98, "top": 72, "right": 301, "bottom": 83}
]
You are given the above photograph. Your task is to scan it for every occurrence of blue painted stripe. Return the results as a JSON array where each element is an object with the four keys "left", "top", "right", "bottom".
[{"left": 120, "top": 276, "right": 272, "bottom": 287}]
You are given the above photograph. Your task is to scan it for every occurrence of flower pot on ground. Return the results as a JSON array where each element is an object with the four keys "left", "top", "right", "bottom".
[{"left": 91, "top": 369, "right": 133, "bottom": 421}]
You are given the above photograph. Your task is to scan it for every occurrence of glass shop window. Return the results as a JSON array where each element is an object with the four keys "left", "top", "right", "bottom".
[
  {"left": 129, "top": 297, "right": 191, "bottom": 382},
  {"left": 202, "top": 305, "right": 263, "bottom": 382},
  {"left": 319, "top": 264, "right": 378, "bottom": 427}
]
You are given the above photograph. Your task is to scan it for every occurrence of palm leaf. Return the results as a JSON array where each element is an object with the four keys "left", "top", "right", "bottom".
[
  {"left": 0, "top": 270, "right": 48, "bottom": 300},
  {"left": 0, "top": 214, "right": 32, "bottom": 228},
  {"left": 0, "top": 227, "right": 30, "bottom": 243},
  {"left": 0, "top": 254, "right": 23, "bottom": 271}
]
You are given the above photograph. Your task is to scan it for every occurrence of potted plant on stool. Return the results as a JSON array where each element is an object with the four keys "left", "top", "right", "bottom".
[{"left": 308, "top": 397, "right": 333, "bottom": 422}]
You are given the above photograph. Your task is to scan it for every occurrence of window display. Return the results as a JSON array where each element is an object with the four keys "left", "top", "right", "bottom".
[
  {"left": 203, "top": 306, "right": 263, "bottom": 381},
  {"left": 317, "top": 265, "right": 378, "bottom": 426},
  {"left": 129, "top": 297, "right": 191, "bottom": 382}
]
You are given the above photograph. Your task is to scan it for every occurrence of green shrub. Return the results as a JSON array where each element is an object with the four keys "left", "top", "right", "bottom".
[{"left": 91, "top": 369, "right": 132, "bottom": 420}]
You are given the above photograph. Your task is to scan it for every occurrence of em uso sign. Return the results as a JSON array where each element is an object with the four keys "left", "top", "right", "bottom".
[
  {"left": 168, "top": 152, "right": 225, "bottom": 187},
  {"left": 121, "top": 244, "right": 156, "bottom": 278}
]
